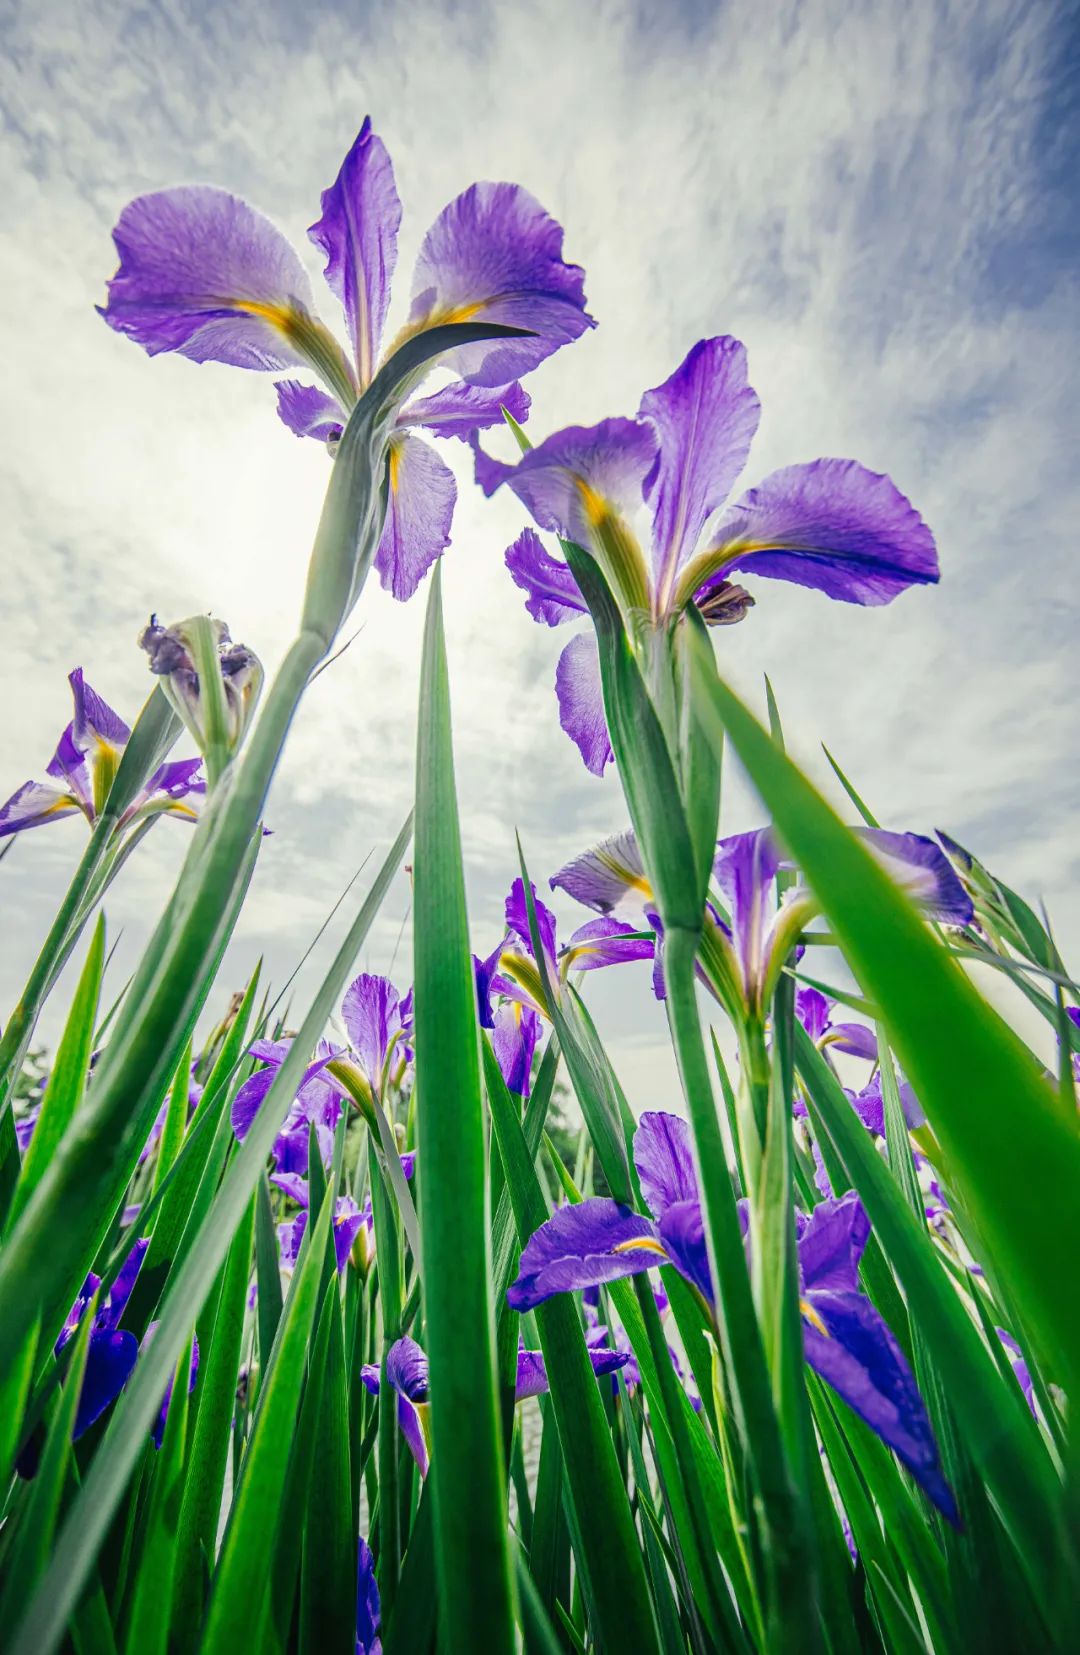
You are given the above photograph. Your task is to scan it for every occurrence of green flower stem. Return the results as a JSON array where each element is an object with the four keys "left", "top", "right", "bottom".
[
  {"left": 186, "top": 615, "right": 232, "bottom": 789},
  {"left": 661, "top": 925, "right": 820, "bottom": 1652}
]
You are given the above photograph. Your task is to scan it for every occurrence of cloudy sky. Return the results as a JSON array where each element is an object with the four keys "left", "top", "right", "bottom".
[{"left": 1, "top": 0, "right": 1076, "bottom": 1104}]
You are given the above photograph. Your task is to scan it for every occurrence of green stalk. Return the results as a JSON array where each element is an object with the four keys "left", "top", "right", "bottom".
[
  {"left": 412, "top": 566, "right": 516, "bottom": 1655},
  {"left": 662, "top": 927, "right": 820, "bottom": 1652}
]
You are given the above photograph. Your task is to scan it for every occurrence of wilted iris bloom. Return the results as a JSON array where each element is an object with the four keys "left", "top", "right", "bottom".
[
  {"left": 484, "top": 336, "right": 936, "bottom": 773},
  {"left": 140, "top": 616, "right": 263, "bottom": 761},
  {"left": 100, "top": 119, "right": 593, "bottom": 602},
  {"left": 361, "top": 1333, "right": 627, "bottom": 1478},
  {"left": 508, "top": 1111, "right": 957, "bottom": 1522},
  {"left": 552, "top": 824, "right": 971, "bottom": 1014},
  {"left": 477, "top": 877, "right": 652, "bottom": 1094},
  {"left": 0, "top": 669, "right": 203, "bottom": 839}
]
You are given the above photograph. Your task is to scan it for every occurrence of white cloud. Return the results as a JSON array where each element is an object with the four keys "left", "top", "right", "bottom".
[{"left": 0, "top": 0, "right": 1074, "bottom": 1102}]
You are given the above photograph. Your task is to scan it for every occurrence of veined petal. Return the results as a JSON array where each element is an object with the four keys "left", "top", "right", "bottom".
[
  {"left": 550, "top": 828, "right": 650, "bottom": 917},
  {"left": 341, "top": 973, "right": 403, "bottom": 1090},
  {"left": 639, "top": 337, "right": 760, "bottom": 598},
  {"left": 555, "top": 633, "right": 612, "bottom": 777},
  {"left": 0, "top": 779, "right": 85, "bottom": 837},
  {"left": 100, "top": 186, "right": 320, "bottom": 370},
  {"left": 561, "top": 916, "right": 654, "bottom": 972},
  {"left": 275, "top": 380, "right": 344, "bottom": 441},
  {"left": 386, "top": 1335, "right": 430, "bottom": 1403},
  {"left": 507, "top": 1198, "right": 664, "bottom": 1310},
  {"left": 505, "top": 877, "right": 558, "bottom": 976},
  {"left": 859, "top": 828, "right": 973, "bottom": 925},
  {"left": 69, "top": 668, "right": 130, "bottom": 753},
  {"left": 802, "top": 1289, "right": 957, "bottom": 1523},
  {"left": 633, "top": 1112, "right": 699, "bottom": 1219},
  {"left": 796, "top": 1191, "right": 869, "bottom": 1292},
  {"left": 374, "top": 434, "right": 456, "bottom": 601},
  {"left": 406, "top": 182, "right": 594, "bottom": 385},
  {"left": 711, "top": 458, "right": 939, "bottom": 605},
  {"left": 500, "top": 419, "right": 657, "bottom": 546},
  {"left": 712, "top": 828, "right": 782, "bottom": 994},
  {"left": 400, "top": 379, "right": 531, "bottom": 440},
  {"left": 505, "top": 528, "right": 586, "bottom": 626},
  {"left": 796, "top": 987, "right": 832, "bottom": 1042},
  {"left": 308, "top": 117, "right": 400, "bottom": 387}
]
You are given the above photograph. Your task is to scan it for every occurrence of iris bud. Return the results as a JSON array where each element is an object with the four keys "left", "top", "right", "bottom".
[{"left": 139, "top": 614, "right": 263, "bottom": 776}]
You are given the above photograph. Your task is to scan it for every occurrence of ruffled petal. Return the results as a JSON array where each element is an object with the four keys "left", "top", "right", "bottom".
[
  {"left": 407, "top": 183, "right": 594, "bottom": 385},
  {"left": 400, "top": 380, "right": 530, "bottom": 440},
  {"left": 555, "top": 633, "right": 612, "bottom": 777},
  {"left": 501, "top": 420, "right": 657, "bottom": 546},
  {"left": 275, "top": 380, "right": 344, "bottom": 441},
  {"left": 505, "top": 528, "right": 586, "bottom": 626},
  {"left": 633, "top": 1112, "right": 699, "bottom": 1219},
  {"left": 100, "top": 186, "right": 318, "bottom": 370},
  {"left": 715, "top": 459, "right": 939, "bottom": 605},
  {"left": 639, "top": 337, "right": 760, "bottom": 588},
  {"left": 308, "top": 117, "right": 400, "bottom": 386},
  {"left": 373, "top": 434, "right": 456, "bottom": 602},
  {"left": 507, "top": 1198, "right": 664, "bottom": 1311}
]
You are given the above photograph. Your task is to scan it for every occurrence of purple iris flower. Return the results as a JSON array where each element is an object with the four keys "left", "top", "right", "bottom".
[
  {"left": 100, "top": 119, "right": 593, "bottom": 603},
  {"left": 341, "top": 971, "right": 412, "bottom": 1101},
  {"left": 356, "top": 1535, "right": 381, "bottom": 1655},
  {"left": 0, "top": 669, "right": 203, "bottom": 839},
  {"left": 140, "top": 1321, "right": 200, "bottom": 1448},
  {"left": 477, "top": 877, "right": 652, "bottom": 1095},
  {"left": 997, "top": 1330, "right": 1037, "bottom": 1418},
  {"left": 795, "top": 987, "right": 877, "bottom": 1061},
  {"left": 483, "top": 336, "right": 936, "bottom": 773},
  {"left": 361, "top": 1332, "right": 627, "bottom": 1478},
  {"left": 54, "top": 1239, "right": 147, "bottom": 1441},
  {"left": 230, "top": 1039, "right": 345, "bottom": 1172},
  {"left": 508, "top": 1111, "right": 957, "bottom": 1522},
  {"left": 271, "top": 1173, "right": 365, "bottom": 1274},
  {"left": 551, "top": 824, "right": 971, "bottom": 1012}
]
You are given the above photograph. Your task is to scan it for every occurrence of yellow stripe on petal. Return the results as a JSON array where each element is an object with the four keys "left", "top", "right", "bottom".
[
  {"left": 613, "top": 1236, "right": 668, "bottom": 1259},
  {"left": 800, "top": 1298, "right": 830, "bottom": 1338},
  {"left": 388, "top": 436, "right": 406, "bottom": 494}
]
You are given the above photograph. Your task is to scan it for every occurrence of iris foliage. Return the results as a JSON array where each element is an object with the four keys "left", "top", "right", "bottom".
[{"left": 0, "top": 117, "right": 1077, "bottom": 1655}]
